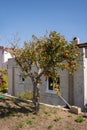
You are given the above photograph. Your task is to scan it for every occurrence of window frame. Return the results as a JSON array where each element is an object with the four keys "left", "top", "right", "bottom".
[
  {"left": 46, "top": 77, "right": 60, "bottom": 94},
  {"left": 46, "top": 78, "right": 56, "bottom": 94},
  {"left": 19, "top": 75, "right": 25, "bottom": 83}
]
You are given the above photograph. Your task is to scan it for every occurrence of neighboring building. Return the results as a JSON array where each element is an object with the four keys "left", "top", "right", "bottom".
[
  {"left": 0, "top": 46, "right": 12, "bottom": 69},
  {"left": 8, "top": 43, "right": 87, "bottom": 111}
]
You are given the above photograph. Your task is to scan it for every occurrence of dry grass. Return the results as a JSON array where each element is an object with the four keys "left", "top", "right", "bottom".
[{"left": 0, "top": 96, "right": 87, "bottom": 130}]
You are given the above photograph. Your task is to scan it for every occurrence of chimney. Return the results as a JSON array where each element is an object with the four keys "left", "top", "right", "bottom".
[{"left": 73, "top": 37, "right": 80, "bottom": 44}]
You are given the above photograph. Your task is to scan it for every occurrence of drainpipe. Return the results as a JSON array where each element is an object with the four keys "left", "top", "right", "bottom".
[{"left": 68, "top": 70, "right": 74, "bottom": 105}]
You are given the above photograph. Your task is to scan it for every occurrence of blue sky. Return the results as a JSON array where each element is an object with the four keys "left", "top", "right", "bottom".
[{"left": 0, "top": 0, "right": 87, "bottom": 46}]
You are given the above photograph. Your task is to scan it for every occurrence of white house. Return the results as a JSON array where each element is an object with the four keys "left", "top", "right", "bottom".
[
  {"left": 7, "top": 43, "right": 87, "bottom": 111},
  {"left": 0, "top": 46, "right": 12, "bottom": 69}
]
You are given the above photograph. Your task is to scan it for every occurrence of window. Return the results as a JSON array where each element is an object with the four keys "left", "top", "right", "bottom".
[
  {"left": 46, "top": 77, "right": 60, "bottom": 93},
  {"left": 85, "top": 48, "right": 87, "bottom": 58},
  {"left": 48, "top": 78, "right": 54, "bottom": 90},
  {"left": 19, "top": 75, "right": 25, "bottom": 83}
]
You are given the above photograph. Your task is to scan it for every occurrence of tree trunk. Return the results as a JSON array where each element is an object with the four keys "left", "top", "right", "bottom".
[
  {"left": 32, "top": 83, "right": 40, "bottom": 114},
  {"left": 31, "top": 69, "right": 44, "bottom": 114}
]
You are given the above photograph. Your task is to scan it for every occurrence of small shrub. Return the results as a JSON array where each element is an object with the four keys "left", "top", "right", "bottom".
[
  {"left": 18, "top": 90, "right": 33, "bottom": 100},
  {"left": 10, "top": 111, "right": 17, "bottom": 116},
  {"left": 44, "top": 111, "right": 50, "bottom": 116},
  {"left": 67, "top": 114, "right": 72, "bottom": 117},
  {"left": 26, "top": 120, "right": 33, "bottom": 125},
  {"left": 68, "top": 128, "right": 73, "bottom": 130},
  {"left": 75, "top": 116, "right": 85, "bottom": 123},
  {"left": 48, "top": 125, "right": 53, "bottom": 129},
  {"left": 0, "top": 69, "right": 8, "bottom": 93},
  {"left": 17, "top": 121, "right": 25, "bottom": 128},
  {"left": 54, "top": 116, "right": 61, "bottom": 122},
  {"left": 32, "top": 115, "right": 36, "bottom": 119},
  {"left": 10, "top": 97, "right": 16, "bottom": 101}
]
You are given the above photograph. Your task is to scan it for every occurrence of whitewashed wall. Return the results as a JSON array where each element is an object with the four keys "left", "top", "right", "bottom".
[{"left": 7, "top": 46, "right": 87, "bottom": 111}]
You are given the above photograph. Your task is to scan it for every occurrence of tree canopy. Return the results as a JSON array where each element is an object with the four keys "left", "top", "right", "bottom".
[{"left": 10, "top": 31, "right": 82, "bottom": 113}]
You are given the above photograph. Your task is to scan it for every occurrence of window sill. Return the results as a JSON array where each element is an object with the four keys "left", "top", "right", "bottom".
[
  {"left": 18, "top": 81, "right": 25, "bottom": 84},
  {"left": 46, "top": 90, "right": 56, "bottom": 94}
]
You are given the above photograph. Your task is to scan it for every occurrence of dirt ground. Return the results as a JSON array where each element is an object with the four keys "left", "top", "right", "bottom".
[{"left": 0, "top": 96, "right": 87, "bottom": 130}]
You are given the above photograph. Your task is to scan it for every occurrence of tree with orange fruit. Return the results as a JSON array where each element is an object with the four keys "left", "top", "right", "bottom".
[{"left": 10, "top": 31, "right": 82, "bottom": 113}]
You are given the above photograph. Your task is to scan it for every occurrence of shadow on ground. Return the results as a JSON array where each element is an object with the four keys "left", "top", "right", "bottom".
[{"left": 0, "top": 97, "right": 35, "bottom": 118}]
